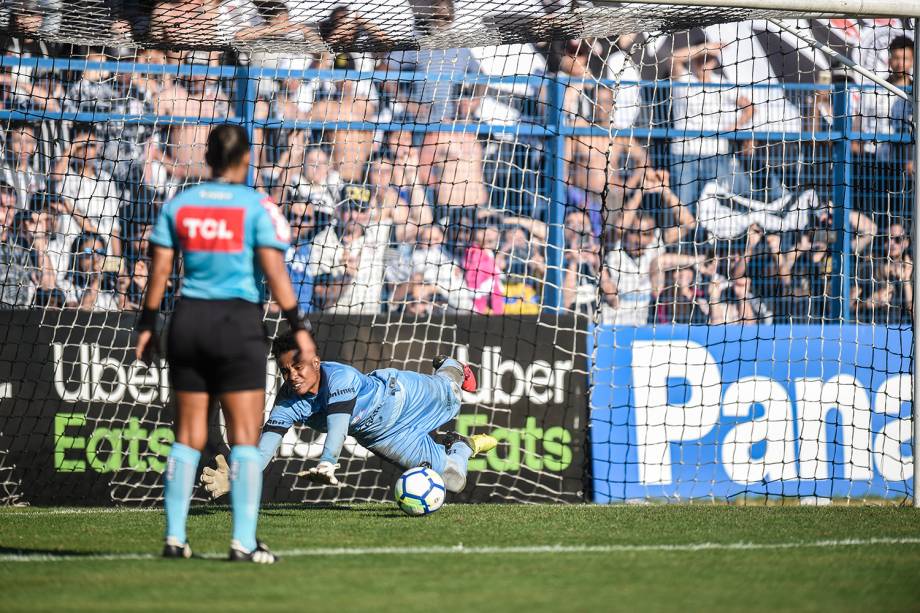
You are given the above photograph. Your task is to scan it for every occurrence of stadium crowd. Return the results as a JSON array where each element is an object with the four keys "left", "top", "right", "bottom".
[{"left": 0, "top": 24, "right": 914, "bottom": 323}]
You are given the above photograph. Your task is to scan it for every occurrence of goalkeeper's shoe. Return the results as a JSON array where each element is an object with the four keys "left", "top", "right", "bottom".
[
  {"left": 162, "top": 537, "right": 193, "bottom": 559},
  {"left": 441, "top": 432, "right": 497, "bottom": 457},
  {"left": 229, "top": 540, "right": 278, "bottom": 564},
  {"left": 432, "top": 355, "right": 477, "bottom": 393}
]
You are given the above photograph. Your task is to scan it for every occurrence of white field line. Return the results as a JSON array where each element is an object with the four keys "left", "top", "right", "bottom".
[{"left": 1, "top": 537, "right": 919, "bottom": 563}]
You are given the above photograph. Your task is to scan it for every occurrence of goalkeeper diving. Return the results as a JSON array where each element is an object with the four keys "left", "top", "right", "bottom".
[{"left": 201, "top": 331, "right": 497, "bottom": 496}]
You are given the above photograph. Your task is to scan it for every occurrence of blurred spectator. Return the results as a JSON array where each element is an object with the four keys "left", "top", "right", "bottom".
[
  {"left": 886, "top": 37, "right": 915, "bottom": 174},
  {"left": 0, "top": 123, "right": 46, "bottom": 209},
  {"left": 310, "top": 271, "right": 348, "bottom": 312},
  {"left": 500, "top": 222, "right": 544, "bottom": 315},
  {"left": 855, "top": 221, "right": 912, "bottom": 323},
  {"left": 391, "top": 271, "right": 448, "bottom": 316},
  {"left": 368, "top": 158, "right": 433, "bottom": 244},
  {"left": 63, "top": 48, "right": 155, "bottom": 188},
  {"left": 600, "top": 212, "right": 705, "bottom": 324},
  {"left": 464, "top": 222, "right": 504, "bottom": 315},
  {"left": 285, "top": 198, "right": 321, "bottom": 313},
  {"left": 600, "top": 211, "right": 658, "bottom": 325},
  {"left": 233, "top": 1, "right": 324, "bottom": 46},
  {"left": 855, "top": 35, "right": 914, "bottom": 165},
  {"left": 417, "top": 104, "right": 488, "bottom": 213},
  {"left": 283, "top": 146, "right": 343, "bottom": 210},
  {"left": 51, "top": 130, "right": 122, "bottom": 256},
  {"left": 308, "top": 185, "right": 391, "bottom": 314},
  {"left": 669, "top": 42, "right": 754, "bottom": 208},
  {"left": 407, "top": 223, "right": 473, "bottom": 312},
  {"left": 712, "top": 271, "right": 773, "bottom": 325},
  {"left": 566, "top": 151, "right": 606, "bottom": 239},
  {"left": 317, "top": 5, "right": 390, "bottom": 50},
  {"left": 306, "top": 52, "right": 378, "bottom": 185},
  {"left": 0, "top": 31, "right": 63, "bottom": 114},
  {"left": 157, "top": 50, "right": 232, "bottom": 181},
  {"left": 781, "top": 229, "right": 834, "bottom": 322},
  {"left": 388, "top": 14, "right": 481, "bottom": 125},
  {"left": 0, "top": 202, "right": 35, "bottom": 306},
  {"left": 620, "top": 169, "right": 697, "bottom": 247},
  {"left": 120, "top": 222, "right": 152, "bottom": 308},
  {"left": 562, "top": 210, "right": 601, "bottom": 315},
  {"left": 651, "top": 266, "right": 710, "bottom": 324},
  {"left": 385, "top": 130, "right": 432, "bottom": 209},
  {"left": 59, "top": 232, "right": 122, "bottom": 311},
  {"left": 852, "top": 35, "right": 914, "bottom": 219}
]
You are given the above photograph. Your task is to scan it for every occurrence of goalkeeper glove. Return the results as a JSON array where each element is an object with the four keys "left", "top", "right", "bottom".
[
  {"left": 297, "top": 461, "right": 340, "bottom": 486},
  {"left": 200, "top": 454, "right": 230, "bottom": 499}
]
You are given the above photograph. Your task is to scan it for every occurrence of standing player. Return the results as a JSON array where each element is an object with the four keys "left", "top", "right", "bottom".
[
  {"left": 199, "top": 331, "right": 497, "bottom": 497},
  {"left": 135, "top": 124, "right": 311, "bottom": 564}
]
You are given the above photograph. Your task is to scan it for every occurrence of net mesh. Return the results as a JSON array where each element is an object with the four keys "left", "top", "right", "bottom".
[{"left": 0, "top": 9, "right": 915, "bottom": 505}]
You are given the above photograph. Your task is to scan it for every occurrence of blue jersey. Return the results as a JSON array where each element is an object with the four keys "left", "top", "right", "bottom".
[
  {"left": 150, "top": 182, "right": 290, "bottom": 302},
  {"left": 264, "top": 362, "right": 388, "bottom": 435}
]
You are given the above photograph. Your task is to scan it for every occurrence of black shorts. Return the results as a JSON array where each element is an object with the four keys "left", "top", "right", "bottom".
[{"left": 167, "top": 298, "right": 268, "bottom": 394}]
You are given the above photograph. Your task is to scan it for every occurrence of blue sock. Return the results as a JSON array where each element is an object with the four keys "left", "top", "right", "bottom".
[
  {"left": 230, "top": 445, "right": 262, "bottom": 552},
  {"left": 164, "top": 442, "right": 201, "bottom": 544}
]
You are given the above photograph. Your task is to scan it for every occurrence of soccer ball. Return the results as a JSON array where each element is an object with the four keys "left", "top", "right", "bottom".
[{"left": 394, "top": 467, "right": 446, "bottom": 516}]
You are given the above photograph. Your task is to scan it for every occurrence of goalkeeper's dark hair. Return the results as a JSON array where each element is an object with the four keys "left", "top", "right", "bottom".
[
  {"left": 272, "top": 325, "right": 316, "bottom": 361},
  {"left": 206, "top": 124, "right": 250, "bottom": 176}
]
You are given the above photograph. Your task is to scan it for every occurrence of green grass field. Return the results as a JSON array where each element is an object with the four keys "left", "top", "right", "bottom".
[{"left": 1, "top": 504, "right": 919, "bottom": 612}]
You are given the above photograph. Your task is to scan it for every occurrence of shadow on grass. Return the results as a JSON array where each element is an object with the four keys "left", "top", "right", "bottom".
[{"left": 0, "top": 545, "right": 126, "bottom": 557}]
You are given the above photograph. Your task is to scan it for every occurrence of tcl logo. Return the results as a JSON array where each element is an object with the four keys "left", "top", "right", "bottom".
[{"left": 176, "top": 207, "right": 245, "bottom": 252}]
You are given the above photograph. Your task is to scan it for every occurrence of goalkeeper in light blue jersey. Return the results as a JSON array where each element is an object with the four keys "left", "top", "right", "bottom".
[{"left": 200, "top": 331, "right": 497, "bottom": 497}]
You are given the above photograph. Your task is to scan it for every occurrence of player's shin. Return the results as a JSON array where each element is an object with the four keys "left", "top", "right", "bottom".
[
  {"left": 229, "top": 445, "right": 262, "bottom": 552},
  {"left": 164, "top": 442, "right": 201, "bottom": 545}
]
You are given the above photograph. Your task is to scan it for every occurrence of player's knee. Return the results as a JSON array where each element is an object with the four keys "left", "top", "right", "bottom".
[{"left": 436, "top": 359, "right": 464, "bottom": 389}]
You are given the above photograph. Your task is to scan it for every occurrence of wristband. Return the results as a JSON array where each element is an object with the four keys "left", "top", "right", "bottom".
[
  {"left": 282, "top": 306, "right": 309, "bottom": 332},
  {"left": 136, "top": 308, "right": 158, "bottom": 333}
]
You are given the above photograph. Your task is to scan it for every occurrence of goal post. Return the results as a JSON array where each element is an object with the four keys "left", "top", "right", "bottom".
[{"left": 0, "top": 4, "right": 915, "bottom": 506}]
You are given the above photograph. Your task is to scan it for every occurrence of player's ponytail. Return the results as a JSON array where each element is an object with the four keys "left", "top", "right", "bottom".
[{"left": 205, "top": 124, "right": 250, "bottom": 177}]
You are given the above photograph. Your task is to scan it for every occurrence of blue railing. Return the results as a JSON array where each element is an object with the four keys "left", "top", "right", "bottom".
[{"left": 0, "top": 57, "right": 915, "bottom": 317}]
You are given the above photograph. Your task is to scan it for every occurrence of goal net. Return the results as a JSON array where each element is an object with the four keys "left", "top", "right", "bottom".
[{"left": 0, "top": 1, "right": 915, "bottom": 505}]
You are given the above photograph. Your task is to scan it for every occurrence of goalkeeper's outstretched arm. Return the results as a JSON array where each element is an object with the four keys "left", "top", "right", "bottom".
[{"left": 201, "top": 406, "right": 351, "bottom": 497}]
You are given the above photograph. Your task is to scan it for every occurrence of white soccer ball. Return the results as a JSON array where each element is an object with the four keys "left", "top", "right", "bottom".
[{"left": 394, "top": 467, "right": 446, "bottom": 516}]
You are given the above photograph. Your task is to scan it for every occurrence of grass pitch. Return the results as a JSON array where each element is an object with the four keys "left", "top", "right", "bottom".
[{"left": 1, "top": 504, "right": 919, "bottom": 612}]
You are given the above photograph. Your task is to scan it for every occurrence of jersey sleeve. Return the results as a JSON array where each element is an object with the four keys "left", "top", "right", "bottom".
[
  {"left": 257, "top": 431, "right": 283, "bottom": 470},
  {"left": 319, "top": 412, "right": 350, "bottom": 465},
  {"left": 263, "top": 387, "right": 302, "bottom": 435},
  {"left": 253, "top": 195, "right": 291, "bottom": 251},
  {"left": 149, "top": 200, "right": 176, "bottom": 249}
]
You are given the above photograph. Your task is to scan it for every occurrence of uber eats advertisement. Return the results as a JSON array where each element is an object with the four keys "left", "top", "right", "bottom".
[{"left": 0, "top": 311, "right": 588, "bottom": 505}]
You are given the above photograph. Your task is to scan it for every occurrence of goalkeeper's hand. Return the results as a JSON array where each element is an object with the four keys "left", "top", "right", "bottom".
[
  {"left": 297, "top": 461, "right": 340, "bottom": 486},
  {"left": 200, "top": 454, "right": 230, "bottom": 499}
]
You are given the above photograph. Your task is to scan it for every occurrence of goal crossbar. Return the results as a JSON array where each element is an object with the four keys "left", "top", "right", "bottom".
[{"left": 595, "top": 0, "right": 920, "bottom": 18}]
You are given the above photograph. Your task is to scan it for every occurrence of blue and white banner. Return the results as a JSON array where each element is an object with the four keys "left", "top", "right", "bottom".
[{"left": 589, "top": 326, "right": 913, "bottom": 502}]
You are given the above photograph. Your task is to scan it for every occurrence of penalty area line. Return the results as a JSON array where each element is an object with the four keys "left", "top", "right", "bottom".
[{"left": 1, "top": 537, "right": 920, "bottom": 563}]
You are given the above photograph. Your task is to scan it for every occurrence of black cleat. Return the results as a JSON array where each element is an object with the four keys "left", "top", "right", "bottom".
[
  {"left": 432, "top": 355, "right": 449, "bottom": 371},
  {"left": 162, "top": 537, "right": 193, "bottom": 559},
  {"left": 439, "top": 431, "right": 472, "bottom": 450},
  {"left": 229, "top": 539, "right": 278, "bottom": 564}
]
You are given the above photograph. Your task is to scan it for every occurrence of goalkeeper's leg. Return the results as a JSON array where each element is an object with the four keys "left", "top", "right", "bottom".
[{"left": 373, "top": 431, "right": 495, "bottom": 493}]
